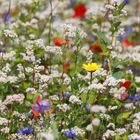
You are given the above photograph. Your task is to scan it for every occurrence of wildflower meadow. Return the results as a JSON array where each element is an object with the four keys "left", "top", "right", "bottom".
[{"left": 0, "top": 0, "right": 140, "bottom": 139}]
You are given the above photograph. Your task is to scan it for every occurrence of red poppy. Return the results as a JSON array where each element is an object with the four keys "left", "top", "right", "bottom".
[
  {"left": 120, "top": 80, "right": 131, "bottom": 89},
  {"left": 54, "top": 37, "right": 67, "bottom": 46},
  {"left": 73, "top": 3, "right": 87, "bottom": 18},
  {"left": 63, "top": 61, "right": 71, "bottom": 73},
  {"left": 90, "top": 44, "right": 103, "bottom": 53},
  {"left": 122, "top": 38, "right": 134, "bottom": 47}
]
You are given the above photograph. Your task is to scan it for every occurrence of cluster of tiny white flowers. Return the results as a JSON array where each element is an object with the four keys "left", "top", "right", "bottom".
[
  {"left": 61, "top": 24, "right": 87, "bottom": 39},
  {"left": 0, "top": 94, "right": 25, "bottom": 111},
  {"left": 0, "top": 51, "right": 16, "bottom": 61},
  {"left": 73, "top": 126, "right": 85, "bottom": 137},
  {"left": 0, "top": 117, "right": 9, "bottom": 126},
  {"left": 45, "top": 46, "right": 63, "bottom": 55},
  {"left": 3, "top": 29, "right": 17, "bottom": 38},
  {"left": 69, "top": 95, "right": 82, "bottom": 105},
  {"left": 90, "top": 105, "right": 107, "bottom": 113},
  {"left": 57, "top": 103, "right": 70, "bottom": 112},
  {"left": 115, "top": 128, "right": 127, "bottom": 135},
  {"left": 102, "top": 129, "right": 116, "bottom": 140}
]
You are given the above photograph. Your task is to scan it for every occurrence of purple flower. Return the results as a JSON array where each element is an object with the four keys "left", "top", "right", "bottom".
[
  {"left": 17, "top": 127, "right": 33, "bottom": 135},
  {"left": 3, "top": 11, "right": 11, "bottom": 22},
  {"left": 64, "top": 128, "right": 77, "bottom": 139},
  {"left": 128, "top": 94, "right": 140, "bottom": 101},
  {"left": 118, "top": 26, "right": 133, "bottom": 41},
  {"left": 32, "top": 99, "right": 51, "bottom": 113},
  {"left": 85, "top": 104, "right": 91, "bottom": 110}
]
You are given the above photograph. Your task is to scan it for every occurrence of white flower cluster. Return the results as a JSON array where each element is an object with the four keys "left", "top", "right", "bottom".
[
  {"left": 9, "top": 133, "right": 33, "bottom": 140},
  {"left": 74, "top": 126, "right": 85, "bottom": 137},
  {"left": 26, "top": 88, "right": 36, "bottom": 94},
  {"left": 103, "top": 75, "right": 125, "bottom": 87},
  {"left": 0, "top": 94, "right": 25, "bottom": 111},
  {"left": 57, "top": 103, "right": 70, "bottom": 112},
  {"left": 0, "top": 117, "right": 9, "bottom": 126},
  {"left": 0, "top": 51, "right": 16, "bottom": 61},
  {"left": 3, "top": 29, "right": 17, "bottom": 38},
  {"left": 115, "top": 128, "right": 126, "bottom": 135},
  {"left": 92, "top": 68, "right": 107, "bottom": 77},
  {"left": 20, "top": 45, "right": 36, "bottom": 63},
  {"left": 61, "top": 24, "right": 87, "bottom": 39},
  {"left": 90, "top": 105, "right": 107, "bottom": 113},
  {"left": 88, "top": 79, "right": 106, "bottom": 93},
  {"left": 109, "top": 87, "right": 126, "bottom": 99},
  {"left": 45, "top": 46, "right": 63, "bottom": 55},
  {"left": 102, "top": 129, "right": 116, "bottom": 140},
  {"left": 50, "top": 95, "right": 59, "bottom": 101},
  {"left": 1, "top": 127, "right": 10, "bottom": 134},
  {"left": 128, "top": 133, "right": 140, "bottom": 140},
  {"left": 69, "top": 95, "right": 82, "bottom": 105}
]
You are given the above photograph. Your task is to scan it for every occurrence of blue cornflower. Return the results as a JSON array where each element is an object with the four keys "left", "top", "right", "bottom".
[
  {"left": 85, "top": 104, "right": 91, "bottom": 111},
  {"left": 123, "top": 0, "right": 129, "bottom": 4},
  {"left": 64, "top": 128, "right": 77, "bottom": 139},
  {"left": 17, "top": 127, "right": 33, "bottom": 135},
  {"left": 128, "top": 94, "right": 140, "bottom": 101},
  {"left": 3, "top": 11, "right": 11, "bottom": 22},
  {"left": 118, "top": 26, "right": 133, "bottom": 41}
]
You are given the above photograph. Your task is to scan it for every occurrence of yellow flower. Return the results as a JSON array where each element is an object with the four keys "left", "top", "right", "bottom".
[{"left": 83, "top": 63, "right": 101, "bottom": 72}]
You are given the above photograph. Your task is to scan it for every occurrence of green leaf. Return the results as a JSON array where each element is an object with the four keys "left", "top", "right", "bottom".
[
  {"left": 115, "top": 135, "right": 128, "bottom": 140},
  {"left": 51, "top": 121, "right": 59, "bottom": 140},
  {"left": 113, "top": 71, "right": 124, "bottom": 79},
  {"left": 118, "top": 2, "right": 126, "bottom": 12},
  {"left": 80, "top": 92, "right": 97, "bottom": 104},
  {"left": 117, "top": 111, "right": 132, "bottom": 123},
  {"left": 26, "top": 93, "right": 40, "bottom": 102},
  {"left": 95, "top": 31, "right": 110, "bottom": 45}
]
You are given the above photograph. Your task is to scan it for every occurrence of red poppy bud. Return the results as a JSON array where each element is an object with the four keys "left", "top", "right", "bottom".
[
  {"left": 90, "top": 44, "right": 103, "bottom": 53},
  {"left": 54, "top": 37, "right": 66, "bottom": 46}
]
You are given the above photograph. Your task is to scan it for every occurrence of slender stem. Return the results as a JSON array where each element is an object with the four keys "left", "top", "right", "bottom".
[
  {"left": 48, "top": 0, "right": 53, "bottom": 45},
  {"left": 90, "top": 72, "right": 93, "bottom": 84}
]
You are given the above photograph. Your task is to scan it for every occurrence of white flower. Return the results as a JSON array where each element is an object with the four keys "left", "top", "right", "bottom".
[
  {"left": 124, "top": 103, "right": 135, "bottom": 109},
  {"left": 90, "top": 105, "right": 107, "bottom": 113},
  {"left": 128, "top": 133, "right": 140, "bottom": 140},
  {"left": 45, "top": 46, "right": 62, "bottom": 55},
  {"left": 86, "top": 124, "right": 93, "bottom": 131},
  {"left": 50, "top": 95, "right": 59, "bottom": 101},
  {"left": 115, "top": 128, "right": 126, "bottom": 135},
  {"left": 26, "top": 88, "right": 36, "bottom": 94},
  {"left": 8, "top": 76, "right": 18, "bottom": 83},
  {"left": 69, "top": 95, "right": 82, "bottom": 104},
  {"left": 107, "top": 123, "right": 115, "bottom": 129},
  {"left": 135, "top": 76, "right": 140, "bottom": 83},
  {"left": 0, "top": 117, "right": 9, "bottom": 126},
  {"left": 4, "top": 29, "right": 17, "bottom": 38},
  {"left": 57, "top": 104, "right": 70, "bottom": 112},
  {"left": 1, "top": 127, "right": 10, "bottom": 133},
  {"left": 92, "top": 118, "right": 100, "bottom": 126},
  {"left": 38, "top": 128, "right": 55, "bottom": 140},
  {"left": 74, "top": 126, "right": 85, "bottom": 137},
  {"left": 102, "top": 129, "right": 116, "bottom": 139}
]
